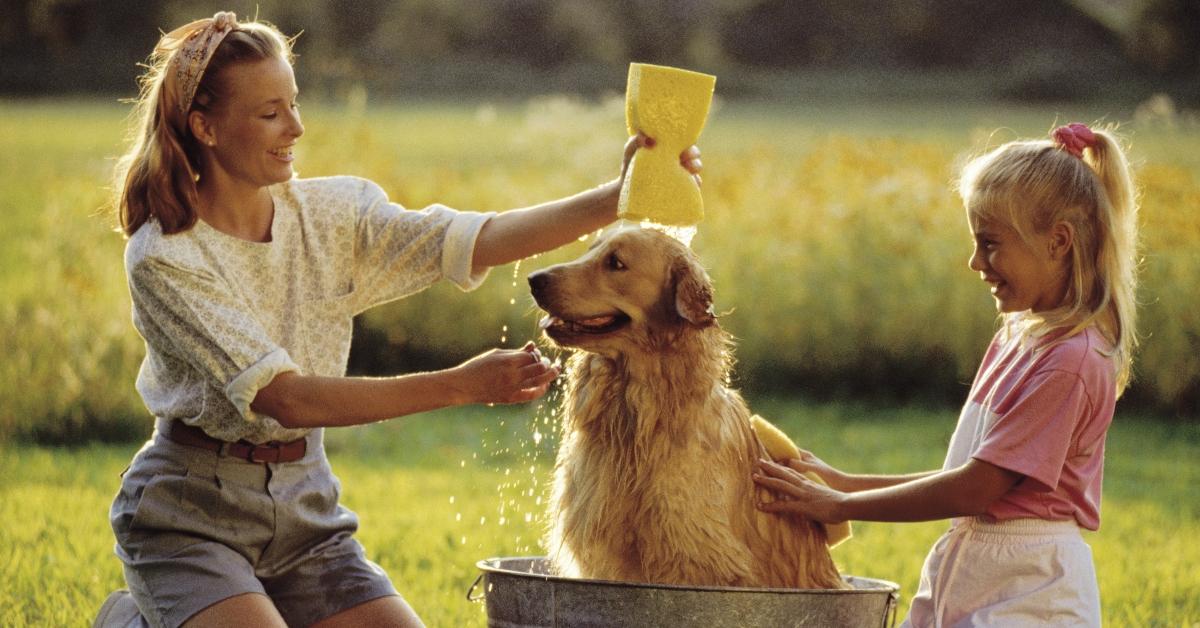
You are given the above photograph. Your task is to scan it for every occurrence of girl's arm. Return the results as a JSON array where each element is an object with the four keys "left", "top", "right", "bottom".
[
  {"left": 471, "top": 137, "right": 702, "bottom": 269},
  {"left": 835, "top": 470, "right": 940, "bottom": 492},
  {"left": 753, "top": 457, "right": 1022, "bottom": 523},
  {"left": 251, "top": 343, "right": 558, "bottom": 429},
  {"left": 783, "top": 447, "right": 937, "bottom": 492}
]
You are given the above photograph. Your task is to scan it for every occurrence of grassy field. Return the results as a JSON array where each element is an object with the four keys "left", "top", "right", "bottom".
[
  {"left": 0, "top": 97, "right": 1198, "bottom": 624},
  {"left": 1, "top": 399, "right": 1196, "bottom": 626},
  {"left": 1, "top": 98, "right": 1198, "bottom": 443}
]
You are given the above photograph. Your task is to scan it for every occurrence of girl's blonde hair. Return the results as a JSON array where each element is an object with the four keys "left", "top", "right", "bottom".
[
  {"left": 959, "top": 126, "right": 1139, "bottom": 395},
  {"left": 113, "top": 15, "right": 295, "bottom": 236}
]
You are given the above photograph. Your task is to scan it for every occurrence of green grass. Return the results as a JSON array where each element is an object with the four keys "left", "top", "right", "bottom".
[
  {"left": 1, "top": 399, "right": 1196, "bottom": 626},
  {"left": 2, "top": 98, "right": 1199, "bottom": 443},
  {"left": 1, "top": 96, "right": 1198, "bottom": 624}
]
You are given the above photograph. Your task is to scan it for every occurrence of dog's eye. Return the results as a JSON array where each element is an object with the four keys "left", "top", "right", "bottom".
[{"left": 607, "top": 253, "right": 627, "bottom": 271}]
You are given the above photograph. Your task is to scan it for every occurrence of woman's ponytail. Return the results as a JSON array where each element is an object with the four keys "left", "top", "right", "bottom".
[{"left": 114, "top": 64, "right": 201, "bottom": 236}]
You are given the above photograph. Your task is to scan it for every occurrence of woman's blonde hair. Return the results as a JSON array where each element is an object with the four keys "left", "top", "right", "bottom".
[
  {"left": 959, "top": 126, "right": 1140, "bottom": 395},
  {"left": 113, "top": 14, "right": 295, "bottom": 236}
]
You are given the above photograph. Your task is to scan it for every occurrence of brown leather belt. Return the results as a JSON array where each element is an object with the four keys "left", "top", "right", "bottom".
[{"left": 164, "top": 421, "right": 307, "bottom": 463}]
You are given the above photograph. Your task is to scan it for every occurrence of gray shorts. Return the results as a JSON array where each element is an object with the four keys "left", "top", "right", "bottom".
[{"left": 109, "top": 427, "right": 398, "bottom": 628}]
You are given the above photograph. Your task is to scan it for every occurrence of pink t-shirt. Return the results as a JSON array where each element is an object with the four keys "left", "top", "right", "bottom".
[{"left": 943, "top": 324, "right": 1116, "bottom": 530}]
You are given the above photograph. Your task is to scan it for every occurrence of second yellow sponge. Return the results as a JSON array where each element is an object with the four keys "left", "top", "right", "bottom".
[{"left": 750, "top": 414, "right": 853, "bottom": 548}]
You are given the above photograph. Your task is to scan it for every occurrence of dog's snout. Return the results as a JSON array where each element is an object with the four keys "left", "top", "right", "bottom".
[{"left": 528, "top": 271, "right": 551, "bottom": 294}]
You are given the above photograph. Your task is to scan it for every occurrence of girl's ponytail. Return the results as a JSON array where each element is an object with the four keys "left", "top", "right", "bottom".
[{"left": 1082, "top": 130, "right": 1139, "bottom": 394}]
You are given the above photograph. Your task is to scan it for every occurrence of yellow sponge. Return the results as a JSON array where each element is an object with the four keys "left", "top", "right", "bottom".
[
  {"left": 750, "top": 415, "right": 853, "bottom": 548},
  {"left": 618, "top": 63, "right": 716, "bottom": 226}
]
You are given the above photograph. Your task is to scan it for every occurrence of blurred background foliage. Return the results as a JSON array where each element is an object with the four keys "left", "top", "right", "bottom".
[
  {"left": 2, "top": 98, "right": 1197, "bottom": 445},
  {"left": 2, "top": 0, "right": 1198, "bottom": 103},
  {"left": 2, "top": 0, "right": 1198, "bottom": 444}
]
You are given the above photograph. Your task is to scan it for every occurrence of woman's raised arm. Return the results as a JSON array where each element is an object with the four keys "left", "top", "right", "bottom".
[{"left": 470, "top": 136, "right": 702, "bottom": 270}]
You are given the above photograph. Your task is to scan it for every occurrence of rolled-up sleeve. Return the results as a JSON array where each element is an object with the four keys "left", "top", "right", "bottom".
[
  {"left": 129, "top": 256, "right": 299, "bottom": 422},
  {"left": 351, "top": 179, "right": 494, "bottom": 311},
  {"left": 441, "top": 210, "right": 494, "bottom": 290}
]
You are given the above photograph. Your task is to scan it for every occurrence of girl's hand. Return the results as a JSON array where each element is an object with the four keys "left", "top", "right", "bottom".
[
  {"left": 784, "top": 448, "right": 851, "bottom": 492},
  {"left": 618, "top": 133, "right": 703, "bottom": 188},
  {"left": 752, "top": 458, "right": 849, "bottom": 524},
  {"left": 450, "top": 342, "right": 559, "bottom": 405}
]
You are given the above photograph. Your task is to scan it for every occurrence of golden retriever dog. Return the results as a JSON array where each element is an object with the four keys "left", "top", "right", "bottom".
[{"left": 527, "top": 227, "right": 844, "bottom": 589}]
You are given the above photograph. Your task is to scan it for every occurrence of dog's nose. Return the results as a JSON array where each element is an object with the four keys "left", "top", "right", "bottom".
[{"left": 528, "top": 271, "right": 550, "bottom": 294}]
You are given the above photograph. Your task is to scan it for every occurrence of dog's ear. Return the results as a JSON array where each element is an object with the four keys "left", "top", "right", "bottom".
[{"left": 673, "top": 256, "right": 716, "bottom": 327}]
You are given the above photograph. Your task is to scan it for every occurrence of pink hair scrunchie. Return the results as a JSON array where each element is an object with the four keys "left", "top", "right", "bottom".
[{"left": 1052, "top": 122, "right": 1097, "bottom": 158}]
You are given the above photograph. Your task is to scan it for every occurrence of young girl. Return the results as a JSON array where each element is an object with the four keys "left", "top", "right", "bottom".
[
  {"left": 753, "top": 122, "right": 1138, "bottom": 626},
  {"left": 100, "top": 12, "right": 700, "bottom": 628}
]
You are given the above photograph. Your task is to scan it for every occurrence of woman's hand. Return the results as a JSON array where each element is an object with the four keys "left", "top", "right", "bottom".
[
  {"left": 618, "top": 133, "right": 703, "bottom": 188},
  {"left": 753, "top": 458, "right": 849, "bottom": 524},
  {"left": 449, "top": 341, "right": 559, "bottom": 405},
  {"left": 470, "top": 135, "right": 703, "bottom": 270}
]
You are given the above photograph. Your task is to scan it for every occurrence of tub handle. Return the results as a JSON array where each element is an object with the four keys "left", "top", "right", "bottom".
[
  {"left": 883, "top": 591, "right": 899, "bottom": 628},
  {"left": 466, "top": 573, "right": 486, "bottom": 602}
]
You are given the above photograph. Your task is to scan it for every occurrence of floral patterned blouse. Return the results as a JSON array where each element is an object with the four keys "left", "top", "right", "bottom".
[{"left": 125, "top": 176, "right": 493, "bottom": 444}]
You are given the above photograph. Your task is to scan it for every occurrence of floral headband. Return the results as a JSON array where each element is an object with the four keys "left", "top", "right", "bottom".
[
  {"left": 1052, "top": 123, "right": 1097, "bottom": 158},
  {"left": 162, "top": 11, "right": 238, "bottom": 117}
]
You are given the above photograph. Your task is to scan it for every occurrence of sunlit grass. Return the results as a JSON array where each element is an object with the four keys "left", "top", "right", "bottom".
[
  {"left": 1, "top": 399, "right": 1196, "bottom": 626},
  {"left": 2, "top": 97, "right": 1197, "bottom": 624},
  {"left": 2, "top": 98, "right": 1197, "bottom": 443}
]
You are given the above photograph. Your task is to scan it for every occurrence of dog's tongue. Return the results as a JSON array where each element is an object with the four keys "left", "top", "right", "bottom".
[
  {"left": 539, "top": 314, "right": 616, "bottom": 331},
  {"left": 579, "top": 315, "right": 616, "bottom": 328}
]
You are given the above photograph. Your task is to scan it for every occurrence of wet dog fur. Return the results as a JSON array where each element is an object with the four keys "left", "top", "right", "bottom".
[{"left": 528, "top": 227, "right": 844, "bottom": 589}]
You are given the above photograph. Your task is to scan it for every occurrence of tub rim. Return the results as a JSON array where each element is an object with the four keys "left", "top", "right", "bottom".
[{"left": 471, "top": 555, "right": 901, "bottom": 597}]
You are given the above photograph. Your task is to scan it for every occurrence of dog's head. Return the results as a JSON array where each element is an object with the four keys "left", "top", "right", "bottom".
[{"left": 528, "top": 227, "right": 715, "bottom": 355}]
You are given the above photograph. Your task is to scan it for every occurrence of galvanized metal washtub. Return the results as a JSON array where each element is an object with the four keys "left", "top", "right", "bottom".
[{"left": 469, "top": 557, "right": 899, "bottom": 628}]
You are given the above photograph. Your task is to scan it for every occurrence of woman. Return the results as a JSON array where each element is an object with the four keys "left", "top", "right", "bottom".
[{"left": 102, "top": 12, "right": 701, "bottom": 628}]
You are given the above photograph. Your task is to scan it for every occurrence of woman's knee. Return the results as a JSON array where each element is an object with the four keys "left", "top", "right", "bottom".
[
  {"left": 308, "top": 595, "right": 424, "bottom": 628},
  {"left": 182, "top": 593, "right": 287, "bottom": 628}
]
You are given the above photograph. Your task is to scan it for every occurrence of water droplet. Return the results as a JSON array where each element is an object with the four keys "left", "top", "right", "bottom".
[
  {"left": 449, "top": 495, "right": 456, "bottom": 504},
  {"left": 480, "top": 517, "right": 487, "bottom": 525},
  {"left": 456, "top": 513, "right": 462, "bottom": 521}
]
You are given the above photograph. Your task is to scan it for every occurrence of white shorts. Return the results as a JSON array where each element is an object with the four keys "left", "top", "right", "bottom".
[{"left": 902, "top": 518, "right": 1101, "bottom": 628}]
